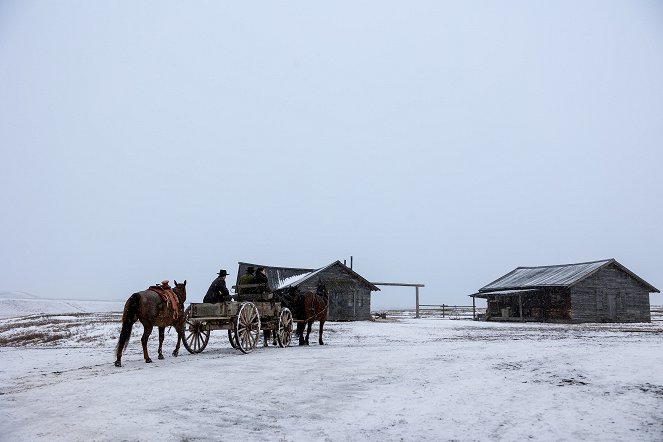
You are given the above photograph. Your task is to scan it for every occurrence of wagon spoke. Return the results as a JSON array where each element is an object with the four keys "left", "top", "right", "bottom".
[{"left": 235, "top": 302, "right": 260, "bottom": 354}]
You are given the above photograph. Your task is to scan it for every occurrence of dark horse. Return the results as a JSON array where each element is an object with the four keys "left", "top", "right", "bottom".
[
  {"left": 295, "top": 281, "right": 329, "bottom": 346},
  {"left": 114, "top": 280, "right": 187, "bottom": 367}
]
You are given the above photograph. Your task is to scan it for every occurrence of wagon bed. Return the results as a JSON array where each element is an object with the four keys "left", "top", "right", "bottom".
[{"left": 182, "top": 300, "right": 293, "bottom": 354}]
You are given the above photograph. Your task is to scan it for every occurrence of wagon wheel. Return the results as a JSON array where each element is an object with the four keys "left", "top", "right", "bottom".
[
  {"left": 235, "top": 302, "right": 260, "bottom": 354},
  {"left": 276, "top": 307, "right": 293, "bottom": 348},
  {"left": 182, "top": 306, "right": 210, "bottom": 354},
  {"left": 228, "top": 329, "right": 239, "bottom": 349}
]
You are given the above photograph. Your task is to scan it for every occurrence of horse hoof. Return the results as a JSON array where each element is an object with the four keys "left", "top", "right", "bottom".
[
  {"left": 158, "top": 354, "right": 164, "bottom": 360},
  {"left": 114, "top": 361, "right": 122, "bottom": 367},
  {"left": 319, "top": 342, "right": 324, "bottom": 345},
  {"left": 145, "top": 358, "right": 152, "bottom": 363},
  {"left": 172, "top": 351, "right": 178, "bottom": 357}
]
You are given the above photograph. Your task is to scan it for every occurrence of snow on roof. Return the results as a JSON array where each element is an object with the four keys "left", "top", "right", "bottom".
[
  {"left": 274, "top": 272, "right": 313, "bottom": 290},
  {"left": 274, "top": 265, "right": 330, "bottom": 290},
  {"left": 470, "top": 289, "right": 539, "bottom": 298},
  {"left": 481, "top": 259, "right": 613, "bottom": 291}
]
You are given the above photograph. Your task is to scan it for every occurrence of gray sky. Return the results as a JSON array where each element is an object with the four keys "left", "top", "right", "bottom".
[{"left": 1, "top": 1, "right": 662, "bottom": 308}]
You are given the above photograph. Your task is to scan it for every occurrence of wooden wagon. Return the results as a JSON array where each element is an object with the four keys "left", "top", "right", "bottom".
[{"left": 182, "top": 300, "right": 293, "bottom": 354}]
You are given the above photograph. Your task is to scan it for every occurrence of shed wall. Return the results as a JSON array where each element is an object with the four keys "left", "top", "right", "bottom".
[
  {"left": 570, "top": 265, "right": 651, "bottom": 322},
  {"left": 296, "top": 265, "right": 372, "bottom": 321},
  {"left": 484, "top": 289, "right": 571, "bottom": 321}
]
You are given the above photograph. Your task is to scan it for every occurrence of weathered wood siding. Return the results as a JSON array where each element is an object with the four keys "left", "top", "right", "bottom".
[
  {"left": 570, "top": 264, "right": 651, "bottom": 323},
  {"left": 295, "top": 264, "right": 372, "bottom": 321},
  {"left": 485, "top": 288, "right": 571, "bottom": 321}
]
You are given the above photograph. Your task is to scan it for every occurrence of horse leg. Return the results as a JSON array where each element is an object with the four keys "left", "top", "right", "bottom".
[
  {"left": 173, "top": 321, "right": 183, "bottom": 357},
  {"left": 158, "top": 327, "right": 165, "bottom": 360},
  {"left": 272, "top": 330, "right": 277, "bottom": 346},
  {"left": 305, "top": 321, "right": 312, "bottom": 345},
  {"left": 297, "top": 321, "right": 305, "bottom": 346},
  {"left": 263, "top": 329, "right": 270, "bottom": 347},
  {"left": 318, "top": 320, "right": 325, "bottom": 345},
  {"left": 141, "top": 325, "right": 154, "bottom": 363}
]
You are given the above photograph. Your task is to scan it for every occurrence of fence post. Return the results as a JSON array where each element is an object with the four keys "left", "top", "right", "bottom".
[
  {"left": 415, "top": 286, "right": 420, "bottom": 318},
  {"left": 442, "top": 304, "right": 445, "bottom": 318}
]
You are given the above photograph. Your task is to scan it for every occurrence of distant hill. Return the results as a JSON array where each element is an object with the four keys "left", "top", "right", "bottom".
[
  {"left": 0, "top": 293, "right": 124, "bottom": 318},
  {"left": 0, "top": 291, "right": 40, "bottom": 300}
]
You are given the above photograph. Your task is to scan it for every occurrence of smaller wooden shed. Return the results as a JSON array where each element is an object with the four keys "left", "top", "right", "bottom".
[
  {"left": 471, "top": 259, "right": 659, "bottom": 323},
  {"left": 236, "top": 261, "right": 380, "bottom": 321}
]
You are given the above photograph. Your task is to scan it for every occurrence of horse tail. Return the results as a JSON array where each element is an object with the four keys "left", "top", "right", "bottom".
[{"left": 116, "top": 292, "right": 140, "bottom": 354}]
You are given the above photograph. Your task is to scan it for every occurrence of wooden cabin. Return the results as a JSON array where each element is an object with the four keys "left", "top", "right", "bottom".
[
  {"left": 471, "top": 259, "right": 659, "bottom": 323},
  {"left": 235, "top": 261, "right": 380, "bottom": 321}
]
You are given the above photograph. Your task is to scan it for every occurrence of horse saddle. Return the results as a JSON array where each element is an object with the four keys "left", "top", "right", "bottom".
[{"left": 148, "top": 285, "right": 181, "bottom": 319}]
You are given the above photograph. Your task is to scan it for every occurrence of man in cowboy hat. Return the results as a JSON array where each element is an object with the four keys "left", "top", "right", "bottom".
[
  {"left": 254, "top": 267, "right": 272, "bottom": 299},
  {"left": 203, "top": 269, "right": 230, "bottom": 303}
]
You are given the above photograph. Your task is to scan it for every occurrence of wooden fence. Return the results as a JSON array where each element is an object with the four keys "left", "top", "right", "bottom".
[
  {"left": 376, "top": 305, "right": 663, "bottom": 321},
  {"left": 417, "top": 304, "right": 485, "bottom": 319}
]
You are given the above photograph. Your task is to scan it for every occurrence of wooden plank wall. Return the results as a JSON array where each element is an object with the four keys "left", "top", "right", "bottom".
[
  {"left": 570, "top": 264, "right": 651, "bottom": 322},
  {"left": 295, "top": 264, "right": 372, "bottom": 321}
]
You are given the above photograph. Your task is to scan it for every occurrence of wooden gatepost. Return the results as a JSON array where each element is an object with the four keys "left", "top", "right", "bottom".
[{"left": 371, "top": 282, "right": 426, "bottom": 318}]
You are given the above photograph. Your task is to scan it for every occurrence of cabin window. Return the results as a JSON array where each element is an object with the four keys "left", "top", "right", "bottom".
[
  {"left": 347, "top": 295, "right": 354, "bottom": 307},
  {"left": 357, "top": 292, "right": 362, "bottom": 307}
]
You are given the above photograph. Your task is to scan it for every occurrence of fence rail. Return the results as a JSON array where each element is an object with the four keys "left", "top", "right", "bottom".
[
  {"left": 417, "top": 304, "right": 484, "bottom": 319},
  {"left": 377, "top": 305, "right": 663, "bottom": 321}
]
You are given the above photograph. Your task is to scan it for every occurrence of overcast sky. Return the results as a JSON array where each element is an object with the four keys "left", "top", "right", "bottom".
[{"left": 1, "top": 1, "right": 662, "bottom": 308}]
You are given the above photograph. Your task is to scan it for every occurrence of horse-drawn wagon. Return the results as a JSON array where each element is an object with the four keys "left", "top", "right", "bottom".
[
  {"left": 182, "top": 297, "right": 294, "bottom": 354},
  {"left": 113, "top": 278, "right": 328, "bottom": 367}
]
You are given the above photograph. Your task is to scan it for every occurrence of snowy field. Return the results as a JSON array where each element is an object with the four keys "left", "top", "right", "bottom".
[{"left": 1, "top": 302, "right": 663, "bottom": 441}]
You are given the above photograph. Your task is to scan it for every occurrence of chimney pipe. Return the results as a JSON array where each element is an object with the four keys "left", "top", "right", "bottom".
[{"left": 350, "top": 256, "right": 353, "bottom": 269}]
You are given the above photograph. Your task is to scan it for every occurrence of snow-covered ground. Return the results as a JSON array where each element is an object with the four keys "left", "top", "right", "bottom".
[
  {"left": 0, "top": 291, "right": 125, "bottom": 319},
  {"left": 1, "top": 301, "right": 662, "bottom": 441}
]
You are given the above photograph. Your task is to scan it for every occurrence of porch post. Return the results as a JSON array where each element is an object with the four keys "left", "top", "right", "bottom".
[
  {"left": 519, "top": 294, "right": 524, "bottom": 321},
  {"left": 415, "top": 286, "right": 420, "bottom": 318}
]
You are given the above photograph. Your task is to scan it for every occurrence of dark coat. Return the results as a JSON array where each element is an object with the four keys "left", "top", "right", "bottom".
[
  {"left": 254, "top": 271, "right": 271, "bottom": 293},
  {"left": 203, "top": 276, "right": 230, "bottom": 303}
]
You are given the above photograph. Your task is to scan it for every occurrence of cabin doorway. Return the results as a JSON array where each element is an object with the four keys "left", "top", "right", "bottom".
[{"left": 607, "top": 294, "right": 617, "bottom": 320}]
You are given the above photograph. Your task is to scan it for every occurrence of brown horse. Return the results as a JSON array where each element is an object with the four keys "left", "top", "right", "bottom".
[
  {"left": 114, "top": 280, "right": 187, "bottom": 367},
  {"left": 296, "top": 281, "right": 328, "bottom": 346}
]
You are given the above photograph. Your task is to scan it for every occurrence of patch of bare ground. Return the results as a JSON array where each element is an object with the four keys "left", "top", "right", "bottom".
[
  {"left": 0, "top": 331, "right": 72, "bottom": 346},
  {"left": 0, "top": 312, "right": 121, "bottom": 347}
]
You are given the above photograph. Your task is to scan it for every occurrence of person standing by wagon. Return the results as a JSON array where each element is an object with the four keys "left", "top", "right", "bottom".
[{"left": 203, "top": 269, "right": 230, "bottom": 303}]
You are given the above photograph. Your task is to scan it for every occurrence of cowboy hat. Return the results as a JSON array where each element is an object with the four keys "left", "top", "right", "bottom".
[{"left": 217, "top": 269, "right": 229, "bottom": 276}]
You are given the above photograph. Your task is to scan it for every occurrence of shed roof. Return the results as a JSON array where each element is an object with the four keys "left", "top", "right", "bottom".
[
  {"left": 470, "top": 289, "right": 539, "bottom": 299},
  {"left": 236, "top": 260, "right": 380, "bottom": 293},
  {"left": 235, "top": 262, "right": 313, "bottom": 293},
  {"left": 479, "top": 259, "right": 659, "bottom": 293}
]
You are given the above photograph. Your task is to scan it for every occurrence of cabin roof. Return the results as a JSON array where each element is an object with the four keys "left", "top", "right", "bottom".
[
  {"left": 479, "top": 259, "right": 659, "bottom": 293},
  {"left": 236, "top": 260, "right": 380, "bottom": 292}
]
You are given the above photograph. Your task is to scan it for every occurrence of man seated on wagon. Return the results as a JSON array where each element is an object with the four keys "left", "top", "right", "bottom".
[
  {"left": 203, "top": 269, "right": 230, "bottom": 303},
  {"left": 254, "top": 267, "right": 273, "bottom": 300},
  {"left": 238, "top": 266, "right": 256, "bottom": 296}
]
